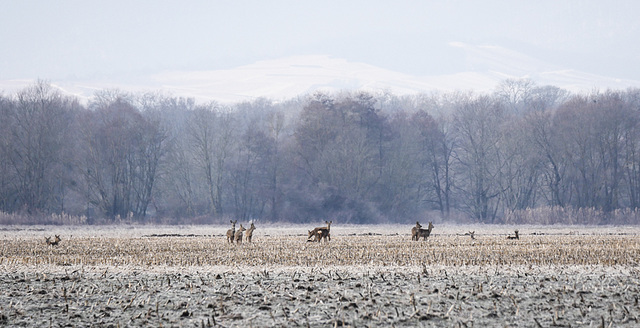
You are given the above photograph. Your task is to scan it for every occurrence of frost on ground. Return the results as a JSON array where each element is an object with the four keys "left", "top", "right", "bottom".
[
  {"left": 1, "top": 265, "right": 639, "bottom": 327},
  {"left": 1, "top": 225, "right": 640, "bottom": 327}
]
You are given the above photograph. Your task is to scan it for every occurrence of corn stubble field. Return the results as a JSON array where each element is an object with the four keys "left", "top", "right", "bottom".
[{"left": 1, "top": 225, "right": 640, "bottom": 327}]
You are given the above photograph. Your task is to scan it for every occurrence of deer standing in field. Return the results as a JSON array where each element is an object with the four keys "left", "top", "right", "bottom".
[
  {"left": 245, "top": 223, "right": 256, "bottom": 243},
  {"left": 415, "top": 222, "right": 434, "bottom": 241},
  {"left": 226, "top": 220, "right": 238, "bottom": 243},
  {"left": 507, "top": 230, "right": 520, "bottom": 240},
  {"left": 234, "top": 225, "right": 247, "bottom": 244},
  {"left": 308, "top": 229, "right": 319, "bottom": 242},
  {"left": 308, "top": 220, "right": 332, "bottom": 242},
  {"left": 309, "top": 227, "right": 331, "bottom": 242},
  {"left": 411, "top": 221, "right": 422, "bottom": 241},
  {"left": 45, "top": 235, "right": 61, "bottom": 246}
]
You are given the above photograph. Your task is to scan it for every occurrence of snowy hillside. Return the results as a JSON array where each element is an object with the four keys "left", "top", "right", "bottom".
[{"left": 2, "top": 44, "right": 640, "bottom": 103}]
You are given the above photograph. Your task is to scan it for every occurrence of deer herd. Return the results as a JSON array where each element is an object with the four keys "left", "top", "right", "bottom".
[
  {"left": 411, "top": 221, "right": 434, "bottom": 241},
  {"left": 223, "top": 219, "right": 521, "bottom": 243},
  {"left": 45, "top": 235, "right": 61, "bottom": 246},
  {"left": 226, "top": 220, "right": 256, "bottom": 244},
  {"left": 43, "top": 220, "right": 522, "bottom": 246}
]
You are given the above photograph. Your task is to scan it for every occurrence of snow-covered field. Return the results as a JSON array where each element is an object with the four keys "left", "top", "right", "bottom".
[{"left": 1, "top": 224, "right": 639, "bottom": 326}]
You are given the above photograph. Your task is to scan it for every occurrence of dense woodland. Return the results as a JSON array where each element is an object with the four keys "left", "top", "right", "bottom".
[{"left": 2, "top": 79, "right": 640, "bottom": 225}]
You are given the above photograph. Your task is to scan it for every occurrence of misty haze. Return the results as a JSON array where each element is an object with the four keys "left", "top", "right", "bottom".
[
  {"left": 2, "top": 79, "right": 640, "bottom": 225},
  {"left": 2, "top": 0, "right": 640, "bottom": 224},
  {"left": 2, "top": 2, "right": 640, "bottom": 327}
]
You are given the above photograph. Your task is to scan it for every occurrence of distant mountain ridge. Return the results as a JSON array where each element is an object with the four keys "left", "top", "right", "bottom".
[{"left": 2, "top": 43, "right": 640, "bottom": 103}]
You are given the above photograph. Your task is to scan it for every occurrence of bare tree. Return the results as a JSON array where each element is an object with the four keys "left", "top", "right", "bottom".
[
  {"left": 229, "top": 120, "right": 266, "bottom": 221},
  {"left": 498, "top": 114, "right": 542, "bottom": 211},
  {"left": 188, "top": 103, "right": 235, "bottom": 216},
  {"left": 495, "top": 78, "right": 536, "bottom": 113},
  {"left": 378, "top": 111, "right": 424, "bottom": 218},
  {"left": 153, "top": 97, "right": 200, "bottom": 218},
  {"left": 233, "top": 99, "right": 288, "bottom": 221},
  {"left": 0, "top": 94, "right": 18, "bottom": 211},
  {"left": 411, "top": 109, "right": 455, "bottom": 217},
  {"left": 294, "top": 92, "right": 386, "bottom": 222},
  {"left": 554, "top": 91, "right": 635, "bottom": 213},
  {"left": 622, "top": 88, "right": 640, "bottom": 208},
  {"left": 81, "top": 94, "right": 167, "bottom": 220},
  {"left": 452, "top": 95, "right": 505, "bottom": 222},
  {"left": 265, "top": 110, "right": 285, "bottom": 221},
  {"left": 4, "top": 81, "right": 77, "bottom": 213}
]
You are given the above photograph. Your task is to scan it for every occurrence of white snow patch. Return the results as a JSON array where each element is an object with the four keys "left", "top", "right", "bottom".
[{"left": 2, "top": 51, "right": 640, "bottom": 103}]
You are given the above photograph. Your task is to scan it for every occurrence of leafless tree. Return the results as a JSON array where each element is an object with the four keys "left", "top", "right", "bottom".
[
  {"left": 495, "top": 78, "right": 536, "bottom": 113},
  {"left": 452, "top": 95, "right": 506, "bottom": 222},
  {"left": 188, "top": 103, "right": 235, "bottom": 216},
  {"left": 81, "top": 93, "right": 167, "bottom": 220},
  {"left": 5, "top": 81, "right": 77, "bottom": 213}
]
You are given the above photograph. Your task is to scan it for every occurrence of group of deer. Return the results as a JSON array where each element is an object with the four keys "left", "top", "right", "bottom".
[
  {"left": 226, "top": 220, "right": 256, "bottom": 244},
  {"left": 506, "top": 229, "right": 520, "bottom": 240},
  {"left": 464, "top": 229, "right": 519, "bottom": 240},
  {"left": 411, "top": 221, "right": 434, "bottom": 241},
  {"left": 45, "top": 235, "right": 61, "bottom": 246},
  {"left": 307, "top": 220, "right": 332, "bottom": 242}
]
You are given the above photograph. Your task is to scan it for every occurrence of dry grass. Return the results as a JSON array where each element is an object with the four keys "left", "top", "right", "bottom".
[
  {"left": 2, "top": 225, "right": 639, "bottom": 267},
  {"left": 1, "top": 224, "right": 640, "bottom": 327}
]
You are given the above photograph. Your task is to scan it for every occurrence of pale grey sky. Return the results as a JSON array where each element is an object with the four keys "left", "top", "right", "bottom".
[{"left": 1, "top": 0, "right": 639, "bottom": 81}]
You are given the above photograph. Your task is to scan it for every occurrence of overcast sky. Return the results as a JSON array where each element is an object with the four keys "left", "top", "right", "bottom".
[{"left": 2, "top": 0, "right": 639, "bottom": 82}]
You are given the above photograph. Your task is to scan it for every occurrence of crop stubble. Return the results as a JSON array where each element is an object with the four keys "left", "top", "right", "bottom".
[{"left": 1, "top": 226, "right": 640, "bottom": 327}]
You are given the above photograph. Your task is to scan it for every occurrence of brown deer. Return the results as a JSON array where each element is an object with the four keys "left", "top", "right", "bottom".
[
  {"left": 245, "top": 223, "right": 256, "bottom": 242},
  {"left": 308, "top": 227, "right": 330, "bottom": 242},
  {"left": 507, "top": 230, "right": 520, "bottom": 240},
  {"left": 308, "top": 220, "right": 332, "bottom": 242},
  {"left": 415, "top": 222, "right": 434, "bottom": 241},
  {"left": 234, "top": 225, "right": 247, "bottom": 244},
  {"left": 324, "top": 220, "right": 331, "bottom": 240},
  {"left": 307, "top": 229, "right": 319, "bottom": 242},
  {"left": 226, "top": 220, "right": 238, "bottom": 243},
  {"left": 411, "top": 221, "right": 422, "bottom": 241},
  {"left": 45, "top": 235, "right": 61, "bottom": 246}
]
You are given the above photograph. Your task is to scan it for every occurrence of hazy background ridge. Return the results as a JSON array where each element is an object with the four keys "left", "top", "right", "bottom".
[{"left": 1, "top": 1, "right": 639, "bottom": 102}]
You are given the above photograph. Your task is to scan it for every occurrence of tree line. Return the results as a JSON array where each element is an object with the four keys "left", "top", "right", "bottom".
[{"left": 2, "top": 79, "right": 640, "bottom": 225}]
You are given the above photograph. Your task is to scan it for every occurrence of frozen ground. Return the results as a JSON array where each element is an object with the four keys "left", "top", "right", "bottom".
[
  {"left": 3, "top": 222, "right": 638, "bottom": 238},
  {"left": 2, "top": 265, "right": 639, "bottom": 327},
  {"left": 1, "top": 224, "right": 639, "bottom": 327}
]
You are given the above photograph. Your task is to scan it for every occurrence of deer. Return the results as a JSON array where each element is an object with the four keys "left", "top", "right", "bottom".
[
  {"left": 245, "top": 223, "right": 256, "bottom": 243},
  {"left": 415, "top": 222, "right": 434, "bottom": 241},
  {"left": 324, "top": 220, "right": 331, "bottom": 240},
  {"left": 226, "top": 220, "right": 238, "bottom": 243},
  {"left": 234, "top": 225, "right": 247, "bottom": 244},
  {"left": 45, "top": 235, "right": 61, "bottom": 246},
  {"left": 307, "top": 220, "right": 332, "bottom": 242},
  {"left": 411, "top": 221, "right": 422, "bottom": 241},
  {"left": 308, "top": 227, "right": 330, "bottom": 242},
  {"left": 507, "top": 230, "right": 520, "bottom": 240},
  {"left": 465, "top": 231, "right": 476, "bottom": 240},
  {"left": 307, "top": 229, "right": 319, "bottom": 242}
]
